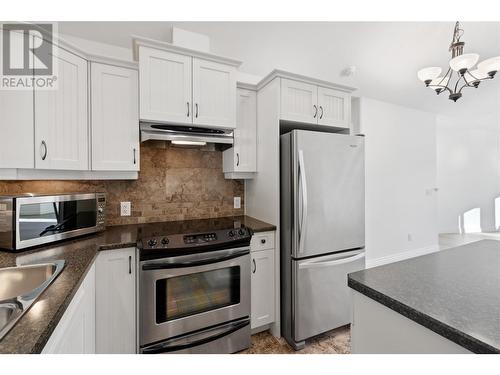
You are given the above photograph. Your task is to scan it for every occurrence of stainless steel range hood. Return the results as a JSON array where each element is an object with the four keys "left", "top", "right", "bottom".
[{"left": 140, "top": 123, "right": 233, "bottom": 145}]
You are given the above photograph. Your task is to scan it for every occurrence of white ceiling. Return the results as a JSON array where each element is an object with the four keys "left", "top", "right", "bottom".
[{"left": 59, "top": 21, "right": 500, "bottom": 117}]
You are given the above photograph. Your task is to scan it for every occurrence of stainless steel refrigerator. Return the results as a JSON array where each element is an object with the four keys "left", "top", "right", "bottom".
[{"left": 280, "top": 130, "right": 365, "bottom": 350}]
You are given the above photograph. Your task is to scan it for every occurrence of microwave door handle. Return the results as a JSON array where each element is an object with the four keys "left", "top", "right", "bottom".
[
  {"left": 141, "top": 250, "right": 249, "bottom": 270},
  {"left": 299, "top": 252, "right": 365, "bottom": 270},
  {"left": 298, "top": 149, "right": 308, "bottom": 255},
  {"left": 141, "top": 319, "right": 250, "bottom": 354}
]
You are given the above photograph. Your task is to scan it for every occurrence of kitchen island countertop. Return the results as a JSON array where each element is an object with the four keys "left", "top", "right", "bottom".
[{"left": 348, "top": 239, "right": 500, "bottom": 353}]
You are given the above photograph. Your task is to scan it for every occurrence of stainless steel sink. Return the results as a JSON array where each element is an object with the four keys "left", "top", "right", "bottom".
[{"left": 0, "top": 260, "right": 65, "bottom": 341}]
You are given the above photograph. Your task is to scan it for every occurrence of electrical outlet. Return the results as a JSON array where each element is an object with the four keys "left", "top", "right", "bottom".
[
  {"left": 120, "top": 201, "right": 131, "bottom": 216},
  {"left": 233, "top": 197, "right": 241, "bottom": 209}
]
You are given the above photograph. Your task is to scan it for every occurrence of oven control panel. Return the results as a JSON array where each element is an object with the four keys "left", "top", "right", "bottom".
[
  {"left": 140, "top": 227, "right": 253, "bottom": 251},
  {"left": 184, "top": 232, "right": 218, "bottom": 244}
]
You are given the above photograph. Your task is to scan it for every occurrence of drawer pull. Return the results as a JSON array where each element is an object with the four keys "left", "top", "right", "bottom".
[{"left": 261, "top": 239, "right": 266, "bottom": 244}]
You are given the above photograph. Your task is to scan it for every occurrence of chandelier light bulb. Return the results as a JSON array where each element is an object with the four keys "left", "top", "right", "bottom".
[
  {"left": 477, "top": 56, "right": 500, "bottom": 76},
  {"left": 417, "top": 67, "right": 442, "bottom": 84},
  {"left": 449, "top": 53, "right": 479, "bottom": 73}
]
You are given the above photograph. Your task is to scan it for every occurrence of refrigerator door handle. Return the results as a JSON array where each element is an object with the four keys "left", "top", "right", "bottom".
[
  {"left": 298, "top": 149, "right": 308, "bottom": 254},
  {"left": 298, "top": 252, "right": 365, "bottom": 269}
]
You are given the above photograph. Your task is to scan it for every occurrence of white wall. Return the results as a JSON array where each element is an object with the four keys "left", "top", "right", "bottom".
[
  {"left": 436, "top": 113, "right": 500, "bottom": 233},
  {"left": 359, "top": 98, "right": 439, "bottom": 265}
]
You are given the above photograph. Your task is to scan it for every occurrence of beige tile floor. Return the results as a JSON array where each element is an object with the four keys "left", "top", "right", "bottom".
[{"left": 240, "top": 325, "right": 351, "bottom": 354}]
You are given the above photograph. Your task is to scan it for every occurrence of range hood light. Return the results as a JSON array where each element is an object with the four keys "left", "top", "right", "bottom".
[{"left": 171, "top": 140, "right": 207, "bottom": 146}]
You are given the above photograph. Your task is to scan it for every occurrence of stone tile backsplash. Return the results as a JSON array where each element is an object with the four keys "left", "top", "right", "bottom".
[{"left": 0, "top": 141, "right": 244, "bottom": 226}]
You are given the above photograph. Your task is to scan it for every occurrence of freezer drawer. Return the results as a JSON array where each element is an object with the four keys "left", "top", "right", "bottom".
[{"left": 293, "top": 249, "right": 365, "bottom": 342}]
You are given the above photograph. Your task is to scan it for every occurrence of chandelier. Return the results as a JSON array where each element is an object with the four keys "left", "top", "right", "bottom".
[{"left": 417, "top": 22, "right": 500, "bottom": 102}]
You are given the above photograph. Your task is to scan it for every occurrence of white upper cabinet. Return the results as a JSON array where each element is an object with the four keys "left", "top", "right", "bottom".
[
  {"left": 317, "top": 86, "right": 351, "bottom": 128},
  {"left": 223, "top": 88, "right": 257, "bottom": 178},
  {"left": 192, "top": 58, "right": 236, "bottom": 128},
  {"left": 35, "top": 47, "right": 89, "bottom": 170},
  {"left": 134, "top": 38, "right": 241, "bottom": 130},
  {"left": 279, "top": 76, "right": 352, "bottom": 129},
  {"left": 139, "top": 46, "right": 192, "bottom": 124},
  {"left": 91, "top": 63, "right": 139, "bottom": 171},
  {"left": 280, "top": 78, "right": 318, "bottom": 124},
  {"left": 0, "top": 91, "right": 34, "bottom": 168}
]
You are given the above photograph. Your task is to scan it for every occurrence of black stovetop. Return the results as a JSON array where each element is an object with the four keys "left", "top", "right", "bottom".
[{"left": 137, "top": 217, "right": 253, "bottom": 261}]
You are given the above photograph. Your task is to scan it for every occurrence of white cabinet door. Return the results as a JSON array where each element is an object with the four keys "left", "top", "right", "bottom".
[
  {"left": 42, "top": 263, "right": 95, "bottom": 354},
  {"left": 0, "top": 91, "right": 34, "bottom": 168},
  {"left": 251, "top": 249, "right": 275, "bottom": 329},
  {"left": 96, "top": 248, "right": 136, "bottom": 354},
  {"left": 35, "top": 47, "right": 88, "bottom": 170},
  {"left": 280, "top": 78, "right": 318, "bottom": 125},
  {"left": 223, "top": 88, "right": 257, "bottom": 175},
  {"left": 317, "top": 86, "right": 351, "bottom": 128},
  {"left": 0, "top": 28, "right": 34, "bottom": 169},
  {"left": 192, "top": 57, "right": 236, "bottom": 128},
  {"left": 139, "top": 46, "right": 192, "bottom": 124},
  {"left": 91, "top": 63, "right": 139, "bottom": 171}
]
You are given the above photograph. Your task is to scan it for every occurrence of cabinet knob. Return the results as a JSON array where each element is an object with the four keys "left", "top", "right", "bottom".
[
  {"left": 236, "top": 153, "right": 240, "bottom": 166},
  {"left": 261, "top": 239, "right": 266, "bottom": 244},
  {"left": 313, "top": 105, "right": 318, "bottom": 118},
  {"left": 319, "top": 106, "right": 324, "bottom": 119},
  {"left": 252, "top": 258, "right": 256, "bottom": 273}
]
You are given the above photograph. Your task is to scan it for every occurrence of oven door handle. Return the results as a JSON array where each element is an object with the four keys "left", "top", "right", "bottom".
[
  {"left": 141, "top": 250, "right": 249, "bottom": 270},
  {"left": 141, "top": 318, "right": 250, "bottom": 354}
]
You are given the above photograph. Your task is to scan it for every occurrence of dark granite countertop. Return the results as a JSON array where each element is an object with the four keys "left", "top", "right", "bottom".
[
  {"left": 0, "top": 215, "right": 274, "bottom": 353},
  {"left": 348, "top": 240, "right": 500, "bottom": 354}
]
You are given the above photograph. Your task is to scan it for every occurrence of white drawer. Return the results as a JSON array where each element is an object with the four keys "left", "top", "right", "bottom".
[{"left": 251, "top": 231, "right": 275, "bottom": 252}]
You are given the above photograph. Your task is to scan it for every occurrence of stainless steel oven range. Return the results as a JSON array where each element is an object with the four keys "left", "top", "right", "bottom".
[{"left": 138, "top": 226, "right": 252, "bottom": 354}]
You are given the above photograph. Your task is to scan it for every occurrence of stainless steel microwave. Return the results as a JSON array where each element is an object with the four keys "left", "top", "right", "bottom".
[{"left": 0, "top": 193, "right": 106, "bottom": 251}]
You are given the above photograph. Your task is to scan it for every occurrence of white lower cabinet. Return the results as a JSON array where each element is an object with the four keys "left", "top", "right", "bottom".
[
  {"left": 250, "top": 235, "right": 275, "bottom": 329},
  {"left": 95, "top": 247, "right": 137, "bottom": 354},
  {"left": 42, "top": 263, "right": 96, "bottom": 354}
]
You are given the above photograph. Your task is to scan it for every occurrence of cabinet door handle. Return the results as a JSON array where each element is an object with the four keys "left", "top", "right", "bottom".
[
  {"left": 252, "top": 259, "right": 256, "bottom": 274},
  {"left": 261, "top": 239, "right": 266, "bottom": 244},
  {"left": 133, "top": 148, "right": 137, "bottom": 165},
  {"left": 313, "top": 105, "right": 317, "bottom": 118},
  {"left": 129, "top": 255, "right": 132, "bottom": 274},
  {"left": 319, "top": 106, "right": 324, "bottom": 119},
  {"left": 40, "top": 140, "right": 47, "bottom": 160},
  {"left": 236, "top": 153, "right": 240, "bottom": 166},
  {"left": 187, "top": 102, "right": 190, "bottom": 117},
  {"left": 195, "top": 103, "right": 198, "bottom": 118}
]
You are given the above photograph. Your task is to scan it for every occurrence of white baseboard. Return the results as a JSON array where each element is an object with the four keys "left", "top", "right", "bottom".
[{"left": 366, "top": 244, "right": 440, "bottom": 268}]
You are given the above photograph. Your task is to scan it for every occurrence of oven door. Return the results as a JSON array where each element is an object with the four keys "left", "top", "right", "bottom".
[{"left": 140, "top": 247, "right": 250, "bottom": 346}]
